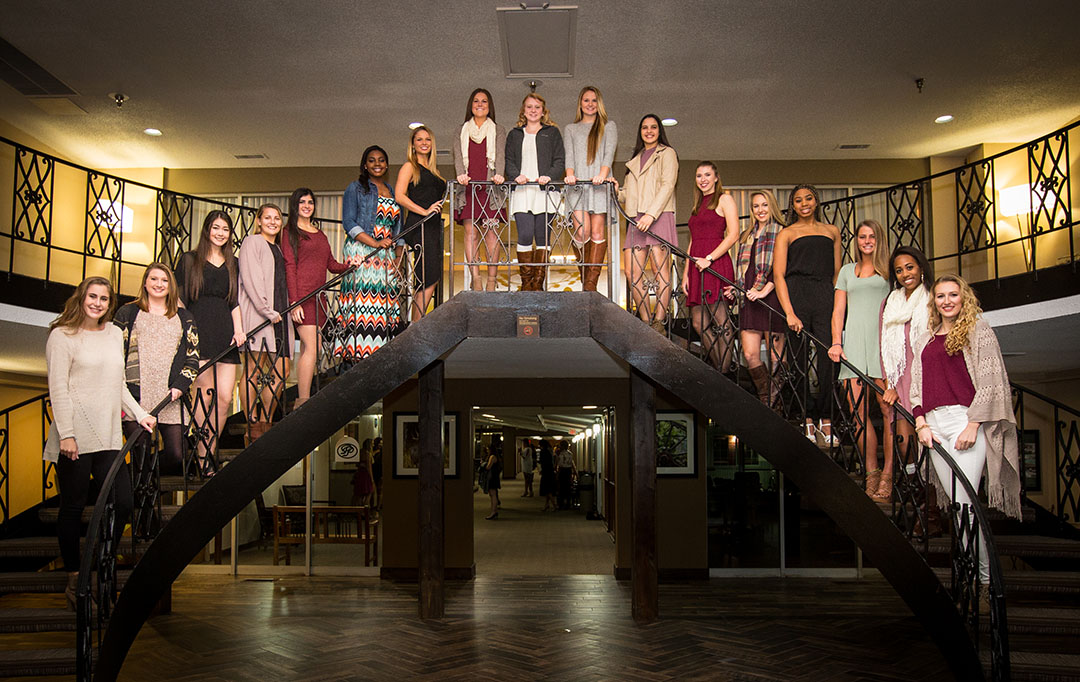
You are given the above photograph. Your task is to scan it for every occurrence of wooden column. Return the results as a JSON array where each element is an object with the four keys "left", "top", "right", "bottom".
[
  {"left": 630, "top": 369, "right": 658, "bottom": 623},
  {"left": 417, "top": 360, "right": 445, "bottom": 619}
]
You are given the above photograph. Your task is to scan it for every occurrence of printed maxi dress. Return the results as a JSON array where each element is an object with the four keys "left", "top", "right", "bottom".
[{"left": 335, "top": 196, "right": 402, "bottom": 358}]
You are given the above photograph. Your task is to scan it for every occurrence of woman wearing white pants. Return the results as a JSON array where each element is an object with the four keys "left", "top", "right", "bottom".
[{"left": 910, "top": 275, "right": 1021, "bottom": 594}]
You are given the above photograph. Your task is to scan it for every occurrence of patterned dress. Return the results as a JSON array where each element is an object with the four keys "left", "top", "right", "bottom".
[{"left": 335, "top": 196, "right": 402, "bottom": 359}]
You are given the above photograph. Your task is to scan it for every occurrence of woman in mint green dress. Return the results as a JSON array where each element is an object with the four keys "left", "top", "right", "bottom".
[{"left": 828, "top": 220, "right": 893, "bottom": 500}]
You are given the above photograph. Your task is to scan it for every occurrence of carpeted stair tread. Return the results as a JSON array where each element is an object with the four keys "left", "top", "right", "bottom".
[
  {"left": 982, "top": 650, "right": 1080, "bottom": 682},
  {"left": 0, "top": 536, "right": 133, "bottom": 559},
  {"left": 38, "top": 504, "right": 180, "bottom": 524},
  {"left": 933, "top": 567, "right": 1080, "bottom": 594},
  {"left": 0, "top": 608, "right": 75, "bottom": 633},
  {"left": 0, "top": 647, "right": 78, "bottom": 677},
  {"left": 0, "top": 571, "right": 130, "bottom": 594},
  {"left": 929, "top": 534, "right": 1080, "bottom": 560}
]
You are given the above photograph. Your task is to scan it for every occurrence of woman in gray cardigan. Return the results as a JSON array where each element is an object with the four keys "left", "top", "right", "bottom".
[
  {"left": 453, "top": 88, "right": 507, "bottom": 291},
  {"left": 238, "top": 203, "right": 293, "bottom": 442},
  {"left": 505, "top": 93, "right": 564, "bottom": 291}
]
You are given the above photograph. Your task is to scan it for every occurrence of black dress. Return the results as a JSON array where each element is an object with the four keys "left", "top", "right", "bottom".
[
  {"left": 270, "top": 243, "right": 291, "bottom": 358},
  {"left": 538, "top": 447, "right": 556, "bottom": 496},
  {"left": 403, "top": 165, "right": 447, "bottom": 289},
  {"left": 177, "top": 255, "right": 240, "bottom": 364},
  {"left": 784, "top": 234, "right": 836, "bottom": 420}
]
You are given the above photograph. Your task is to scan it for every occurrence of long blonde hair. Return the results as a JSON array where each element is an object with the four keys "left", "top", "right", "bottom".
[
  {"left": 929, "top": 274, "right": 982, "bottom": 355},
  {"left": 516, "top": 93, "right": 555, "bottom": 128},
  {"left": 573, "top": 86, "right": 608, "bottom": 165},
  {"left": 740, "top": 190, "right": 785, "bottom": 244},
  {"left": 856, "top": 219, "right": 890, "bottom": 281},
  {"left": 407, "top": 126, "right": 444, "bottom": 186},
  {"left": 253, "top": 203, "right": 282, "bottom": 244},
  {"left": 51, "top": 276, "right": 115, "bottom": 332},
  {"left": 691, "top": 162, "right": 724, "bottom": 217},
  {"left": 136, "top": 263, "right": 180, "bottom": 318}
]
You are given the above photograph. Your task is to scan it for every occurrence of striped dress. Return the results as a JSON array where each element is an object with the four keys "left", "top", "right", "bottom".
[{"left": 335, "top": 196, "right": 402, "bottom": 358}]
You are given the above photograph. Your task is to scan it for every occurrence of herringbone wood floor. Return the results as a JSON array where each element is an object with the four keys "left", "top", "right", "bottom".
[{"left": 73, "top": 573, "right": 948, "bottom": 681}]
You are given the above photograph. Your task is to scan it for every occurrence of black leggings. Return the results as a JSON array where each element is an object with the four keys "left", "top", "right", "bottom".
[
  {"left": 515, "top": 212, "right": 551, "bottom": 249},
  {"left": 56, "top": 450, "right": 132, "bottom": 570},
  {"left": 124, "top": 421, "right": 186, "bottom": 476},
  {"left": 787, "top": 276, "right": 836, "bottom": 422}
]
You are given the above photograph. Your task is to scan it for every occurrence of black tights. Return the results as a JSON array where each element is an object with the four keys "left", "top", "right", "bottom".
[
  {"left": 56, "top": 450, "right": 131, "bottom": 570},
  {"left": 123, "top": 421, "right": 186, "bottom": 476}
]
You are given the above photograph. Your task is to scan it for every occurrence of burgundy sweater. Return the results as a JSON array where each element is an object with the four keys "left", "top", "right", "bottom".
[
  {"left": 912, "top": 334, "right": 976, "bottom": 418},
  {"left": 282, "top": 228, "right": 348, "bottom": 304}
]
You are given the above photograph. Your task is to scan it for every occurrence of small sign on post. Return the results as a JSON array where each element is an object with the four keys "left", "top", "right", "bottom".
[{"left": 517, "top": 314, "right": 539, "bottom": 338}]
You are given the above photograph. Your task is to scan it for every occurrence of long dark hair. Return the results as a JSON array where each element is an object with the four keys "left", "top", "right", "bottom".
[
  {"left": 630, "top": 113, "right": 672, "bottom": 161},
  {"left": 888, "top": 244, "right": 933, "bottom": 291},
  {"left": 51, "top": 276, "right": 115, "bottom": 332},
  {"left": 463, "top": 88, "right": 496, "bottom": 123},
  {"left": 183, "top": 210, "right": 237, "bottom": 304},
  {"left": 357, "top": 145, "right": 389, "bottom": 194},
  {"left": 285, "top": 187, "right": 317, "bottom": 259}
]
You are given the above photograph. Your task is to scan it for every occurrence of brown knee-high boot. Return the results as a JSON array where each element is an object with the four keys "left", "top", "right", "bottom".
[
  {"left": 533, "top": 248, "right": 548, "bottom": 291},
  {"left": 747, "top": 364, "right": 771, "bottom": 404},
  {"left": 583, "top": 241, "right": 606, "bottom": 292},
  {"left": 517, "top": 249, "right": 533, "bottom": 291}
]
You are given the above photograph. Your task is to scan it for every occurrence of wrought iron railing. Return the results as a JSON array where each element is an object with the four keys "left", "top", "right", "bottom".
[
  {"left": 0, "top": 392, "right": 55, "bottom": 525},
  {"left": 608, "top": 192, "right": 1012, "bottom": 681},
  {"left": 1012, "top": 382, "right": 1080, "bottom": 528}
]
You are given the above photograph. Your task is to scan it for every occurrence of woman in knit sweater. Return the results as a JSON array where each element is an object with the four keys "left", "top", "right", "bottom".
[
  {"left": 114, "top": 263, "right": 201, "bottom": 474},
  {"left": 46, "top": 277, "right": 155, "bottom": 609},
  {"left": 911, "top": 274, "right": 1021, "bottom": 585}
]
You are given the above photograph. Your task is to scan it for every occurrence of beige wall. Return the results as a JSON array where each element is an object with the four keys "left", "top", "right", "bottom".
[{"left": 0, "top": 377, "right": 53, "bottom": 521}]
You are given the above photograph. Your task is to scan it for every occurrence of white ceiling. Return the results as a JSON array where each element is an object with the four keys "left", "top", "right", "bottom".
[{"left": 1, "top": 1, "right": 1079, "bottom": 169}]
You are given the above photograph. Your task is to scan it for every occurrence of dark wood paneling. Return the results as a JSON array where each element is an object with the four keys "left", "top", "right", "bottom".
[
  {"left": 417, "top": 360, "right": 445, "bottom": 619},
  {"left": 630, "top": 369, "right": 658, "bottom": 623}
]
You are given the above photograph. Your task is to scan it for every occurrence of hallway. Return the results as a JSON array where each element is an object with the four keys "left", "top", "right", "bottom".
[{"left": 473, "top": 477, "right": 614, "bottom": 575}]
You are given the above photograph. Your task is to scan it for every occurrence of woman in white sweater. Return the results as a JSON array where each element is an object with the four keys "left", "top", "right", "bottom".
[{"left": 46, "top": 276, "right": 156, "bottom": 610}]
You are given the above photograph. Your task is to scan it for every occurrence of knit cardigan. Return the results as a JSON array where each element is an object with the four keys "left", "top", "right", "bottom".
[
  {"left": 910, "top": 318, "right": 1021, "bottom": 519},
  {"left": 113, "top": 303, "right": 200, "bottom": 404}
]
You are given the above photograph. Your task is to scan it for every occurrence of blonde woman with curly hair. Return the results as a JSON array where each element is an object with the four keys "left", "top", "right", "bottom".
[
  {"left": 910, "top": 274, "right": 1021, "bottom": 588},
  {"left": 505, "top": 92, "right": 564, "bottom": 290}
]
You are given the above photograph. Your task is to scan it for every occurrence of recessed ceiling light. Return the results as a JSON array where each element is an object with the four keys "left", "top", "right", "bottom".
[
  {"left": 934, "top": 115, "right": 954, "bottom": 124},
  {"left": 661, "top": 118, "right": 677, "bottom": 127},
  {"left": 143, "top": 128, "right": 162, "bottom": 136},
  {"left": 408, "top": 122, "right": 424, "bottom": 130},
  {"left": 582, "top": 405, "right": 597, "bottom": 409},
  {"left": 482, "top": 413, "right": 496, "bottom": 418}
]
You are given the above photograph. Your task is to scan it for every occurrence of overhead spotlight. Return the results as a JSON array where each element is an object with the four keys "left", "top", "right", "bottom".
[
  {"left": 408, "top": 122, "right": 424, "bottom": 130},
  {"left": 109, "top": 93, "right": 127, "bottom": 108},
  {"left": 661, "top": 118, "right": 678, "bottom": 127},
  {"left": 143, "top": 128, "right": 162, "bottom": 136},
  {"left": 934, "top": 114, "right": 955, "bottom": 124}
]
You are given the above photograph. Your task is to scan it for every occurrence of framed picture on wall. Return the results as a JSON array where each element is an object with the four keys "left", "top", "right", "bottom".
[
  {"left": 1020, "top": 429, "right": 1040, "bottom": 492},
  {"left": 657, "top": 411, "right": 696, "bottom": 477},
  {"left": 392, "top": 412, "right": 458, "bottom": 478}
]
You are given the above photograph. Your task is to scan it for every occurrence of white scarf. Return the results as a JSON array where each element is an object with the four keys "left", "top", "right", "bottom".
[
  {"left": 461, "top": 118, "right": 497, "bottom": 173},
  {"left": 880, "top": 284, "right": 931, "bottom": 386}
]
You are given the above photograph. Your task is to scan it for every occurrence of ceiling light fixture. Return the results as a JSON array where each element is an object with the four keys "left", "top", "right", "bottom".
[
  {"left": 582, "top": 405, "right": 597, "bottom": 410},
  {"left": 661, "top": 118, "right": 677, "bottom": 127},
  {"left": 408, "top": 122, "right": 424, "bottom": 130},
  {"left": 143, "top": 128, "right": 162, "bottom": 136},
  {"left": 934, "top": 114, "right": 955, "bottom": 124}
]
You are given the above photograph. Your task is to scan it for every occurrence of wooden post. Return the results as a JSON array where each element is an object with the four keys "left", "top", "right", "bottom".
[
  {"left": 418, "top": 360, "right": 445, "bottom": 618},
  {"left": 630, "top": 369, "right": 658, "bottom": 623}
]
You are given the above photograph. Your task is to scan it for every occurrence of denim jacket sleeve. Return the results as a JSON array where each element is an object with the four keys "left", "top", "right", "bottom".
[{"left": 342, "top": 181, "right": 362, "bottom": 240}]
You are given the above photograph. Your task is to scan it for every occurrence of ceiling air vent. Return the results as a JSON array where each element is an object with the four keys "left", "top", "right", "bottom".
[
  {"left": 835, "top": 144, "right": 871, "bottom": 150},
  {"left": 496, "top": 5, "right": 577, "bottom": 78},
  {"left": 233, "top": 153, "right": 267, "bottom": 160},
  {"left": 0, "top": 36, "right": 77, "bottom": 96}
]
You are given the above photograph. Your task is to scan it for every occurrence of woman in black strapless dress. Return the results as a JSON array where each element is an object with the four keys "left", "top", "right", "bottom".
[
  {"left": 773, "top": 184, "right": 842, "bottom": 444},
  {"left": 395, "top": 125, "right": 447, "bottom": 321}
]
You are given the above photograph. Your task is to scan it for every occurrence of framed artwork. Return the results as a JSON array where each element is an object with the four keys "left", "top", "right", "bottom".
[
  {"left": 1020, "top": 429, "right": 1040, "bottom": 492},
  {"left": 392, "top": 412, "right": 458, "bottom": 478},
  {"left": 657, "top": 411, "right": 696, "bottom": 477}
]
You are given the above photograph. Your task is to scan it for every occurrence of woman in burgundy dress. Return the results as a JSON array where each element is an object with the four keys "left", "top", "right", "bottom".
[
  {"left": 283, "top": 188, "right": 354, "bottom": 407},
  {"left": 681, "top": 162, "right": 739, "bottom": 371},
  {"left": 453, "top": 88, "right": 507, "bottom": 291},
  {"left": 728, "top": 189, "right": 787, "bottom": 407}
]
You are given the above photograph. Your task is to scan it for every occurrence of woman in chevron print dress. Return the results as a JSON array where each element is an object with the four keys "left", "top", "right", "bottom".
[{"left": 338, "top": 145, "right": 402, "bottom": 359}]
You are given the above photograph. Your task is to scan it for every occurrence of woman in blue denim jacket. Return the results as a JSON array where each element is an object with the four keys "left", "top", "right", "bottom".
[{"left": 337, "top": 145, "right": 403, "bottom": 359}]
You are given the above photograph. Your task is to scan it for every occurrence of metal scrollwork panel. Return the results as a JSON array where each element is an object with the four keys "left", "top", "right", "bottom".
[
  {"left": 13, "top": 146, "right": 55, "bottom": 245},
  {"left": 1028, "top": 132, "right": 1071, "bottom": 235},
  {"left": 821, "top": 197, "right": 855, "bottom": 262},
  {"left": 156, "top": 191, "right": 192, "bottom": 269},
  {"left": 887, "top": 181, "right": 925, "bottom": 250},
  {"left": 1057, "top": 417, "right": 1080, "bottom": 523},
  {"left": 85, "top": 173, "right": 124, "bottom": 262},
  {"left": 955, "top": 161, "right": 995, "bottom": 253},
  {"left": 225, "top": 204, "right": 257, "bottom": 252}
]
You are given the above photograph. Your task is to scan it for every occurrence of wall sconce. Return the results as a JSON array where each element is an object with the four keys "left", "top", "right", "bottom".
[
  {"left": 998, "top": 184, "right": 1055, "bottom": 271},
  {"left": 591, "top": 422, "right": 601, "bottom": 437},
  {"left": 94, "top": 198, "right": 134, "bottom": 234}
]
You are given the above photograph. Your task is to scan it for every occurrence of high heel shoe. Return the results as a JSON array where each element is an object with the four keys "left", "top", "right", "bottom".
[
  {"left": 818, "top": 420, "right": 839, "bottom": 447},
  {"left": 864, "top": 469, "right": 882, "bottom": 498},
  {"left": 485, "top": 512, "right": 498, "bottom": 520},
  {"left": 803, "top": 421, "right": 817, "bottom": 443},
  {"left": 873, "top": 474, "right": 894, "bottom": 502}
]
